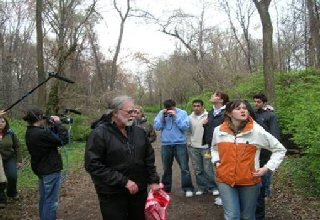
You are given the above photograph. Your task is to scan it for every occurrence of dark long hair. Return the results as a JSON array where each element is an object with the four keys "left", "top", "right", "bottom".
[{"left": 0, "top": 116, "right": 10, "bottom": 133}]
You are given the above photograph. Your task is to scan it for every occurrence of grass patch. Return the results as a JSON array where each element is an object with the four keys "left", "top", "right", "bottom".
[{"left": 276, "top": 156, "right": 320, "bottom": 197}]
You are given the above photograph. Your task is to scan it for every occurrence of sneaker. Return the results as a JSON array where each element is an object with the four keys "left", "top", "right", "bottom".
[
  {"left": 195, "top": 190, "right": 204, "bottom": 196},
  {"left": 185, "top": 191, "right": 194, "bottom": 197},
  {"left": 214, "top": 197, "right": 223, "bottom": 206},
  {"left": 212, "top": 189, "right": 220, "bottom": 196}
]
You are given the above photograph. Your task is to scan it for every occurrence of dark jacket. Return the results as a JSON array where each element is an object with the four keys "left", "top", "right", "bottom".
[
  {"left": 203, "top": 108, "right": 226, "bottom": 146},
  {"left": 0, "top": 129, "right": 22, "bottom": 162},
  {"left": 254, "top": 109, "right": 281, "bottom": 166},
  {"left": 25, "top": 124, "right": 68, "bottom": 176},
  {"left": 85, "top": 121, "right": 160, "bottom": 195},
  {"left": 134, "top": 118, "right": 157, "bottom": 143}
]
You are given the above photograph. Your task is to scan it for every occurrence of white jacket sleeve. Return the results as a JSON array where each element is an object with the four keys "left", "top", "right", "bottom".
[
  {"left": 211, "top": 127, "right": 220, "bottom": 164},
  {"left": 258, "top": 129, "right": 287, "bottom": 171}
]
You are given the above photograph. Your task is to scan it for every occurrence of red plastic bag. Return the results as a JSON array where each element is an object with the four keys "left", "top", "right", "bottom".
[{"left": 145, "top": 188, "right": 171, "bottom": 220}]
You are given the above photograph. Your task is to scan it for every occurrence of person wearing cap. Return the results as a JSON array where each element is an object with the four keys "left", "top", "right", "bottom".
[
  {"left": 23, "top": 108, "right": 68, "bottom": 220},
  {"left": 85, "top": 95, "right": 161, "bottom": 220}
]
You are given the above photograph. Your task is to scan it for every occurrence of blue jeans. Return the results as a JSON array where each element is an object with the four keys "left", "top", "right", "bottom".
[
  {"left": 161, "top": 144, "right": 194, "bottom": 192},
  {"left": 39, "top": 172, "right": 61, "bottom": 220},
  {"left": 218, "top": 182, "right": 260, "bottom": 220},
  {"left": 188, "top": 146, "right": 218, "bottom": 192},
  {"left": 0, "top": 157, "right": 18, "bottom": 203},
  {"left": 256, "top": 172, "right": 272, "bottom": 220}
]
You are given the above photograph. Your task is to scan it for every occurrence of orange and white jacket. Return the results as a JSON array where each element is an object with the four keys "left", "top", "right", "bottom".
[{"left": 211, "top": 117, "right": 286, "bottom": 187}]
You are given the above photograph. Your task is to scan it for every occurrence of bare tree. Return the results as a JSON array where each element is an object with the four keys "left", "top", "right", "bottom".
[
  {"left": 253, "top": 0, "right": 276, "bottom": 106},
  {"left": 219, "top": 0, "right": 256, "bottom": 73},
  {"left": 44, "top": 0, "right": 97, "bottom": 113},
  {"left": 110, "top": 0, "right": 131, "bottom": 91}
]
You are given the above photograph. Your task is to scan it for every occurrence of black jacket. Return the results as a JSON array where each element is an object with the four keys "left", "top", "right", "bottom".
[
  {"left": 85, "top": 121, "right": 160, "bottom": 195},
  {"left": 25, "top": 124, "right": 69, "bottom": 176},
  {"left": 254, "top": 109, "right": 281, "bottom": 166},
  {"left": 203, "top": 108, "right": 225, "bottom": 146}
]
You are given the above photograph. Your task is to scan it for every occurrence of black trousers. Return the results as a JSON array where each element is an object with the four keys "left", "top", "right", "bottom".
[{"left": 98, "top": 190, "right": 148, "bottom": 220}]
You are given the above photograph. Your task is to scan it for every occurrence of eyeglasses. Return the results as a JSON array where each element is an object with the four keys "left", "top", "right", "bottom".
[
  {"left": 192, "top": 104, "right": 202, "bottom": 107},
  {"left": 120, "top": 109, "right": 137, "bottom": 114}
]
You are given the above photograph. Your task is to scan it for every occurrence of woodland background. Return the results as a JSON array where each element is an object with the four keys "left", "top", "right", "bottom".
[{"left": 0, "top": 0, "right": 320, "bottom": 197}]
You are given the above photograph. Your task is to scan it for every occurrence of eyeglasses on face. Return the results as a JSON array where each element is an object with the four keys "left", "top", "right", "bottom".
[
  {"left": 120, "top": 109, "right": 137, "bottom": 114},
  {"left": 192, "top": 104, "right": 202, "bottom": 107}
]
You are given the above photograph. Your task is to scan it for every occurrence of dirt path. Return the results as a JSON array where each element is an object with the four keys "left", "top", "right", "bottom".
[
  {"left": 56, "top": 143, "right": 224, "bottom": 220},
  {"left": 1, "top": 138, "right": 320, "bottom": 219}
]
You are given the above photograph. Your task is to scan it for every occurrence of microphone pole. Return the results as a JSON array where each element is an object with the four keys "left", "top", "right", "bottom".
[{"left": 4, "top": 72, "right": 74, "bottom": 112}]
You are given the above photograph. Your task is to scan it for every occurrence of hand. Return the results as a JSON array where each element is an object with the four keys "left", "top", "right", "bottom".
[
  {"left": 202, "top": 118, "right": 208, "bottom": 125},
  {"left": 126, "top": 180, "right": 139, "bottom": 194},
  {"left": 50, "top": 116, "right": 61, "bottom": 123},
  {"left": 166, "top": 109, "right": 176, "bottom": 116},
  {"left": 17, "top": 162, "right": 22, "bottom": 169},
  {"left": 149, "top": 183, "right": 162, "bottom": 192},
  {"left": 252, "top": 167, "right": 270, "bottom": 177},
  {"left": 0, "top": 110, "right": 6, "bottom": 117}
]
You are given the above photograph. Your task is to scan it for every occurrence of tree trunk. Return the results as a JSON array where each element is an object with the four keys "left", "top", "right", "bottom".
[
  {"left": 36, "top": 0, "right": 46, "bottom": 107},
  {"left": 253, "top": 0, "right": 276, "bottom": 106},
  {"left": 306, "top": 0, "right": 320, "bottom": 69}
]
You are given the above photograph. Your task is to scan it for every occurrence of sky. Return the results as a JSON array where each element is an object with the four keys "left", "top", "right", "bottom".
[{"left": 95, "top": 0, "right": 286, "bottom": 73}]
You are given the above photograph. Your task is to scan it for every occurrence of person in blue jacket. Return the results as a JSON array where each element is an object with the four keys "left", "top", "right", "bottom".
[{"left": 154, "top": 99, "right": 194, "bottom": 197}]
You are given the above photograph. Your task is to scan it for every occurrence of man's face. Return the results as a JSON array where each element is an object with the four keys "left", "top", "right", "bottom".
[
  {"left": 254, "top": 98, "right": 264, "bottom": 110},
  {"left": 134, "top": 109, "right": 143, "bottom": 120},
  {"left": 115, "top": 101, "right": 135, "bottom": 126},
  {"left": 192, "top": 102, "right": 204, "bottom": 115},
  {"left": 210, "top": 93, "right": 223, "bottom": 105}
]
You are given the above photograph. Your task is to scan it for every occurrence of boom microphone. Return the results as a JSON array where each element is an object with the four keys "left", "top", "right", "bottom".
[{"left": 49, "top": 72, "right": 75, "bottom": 83}]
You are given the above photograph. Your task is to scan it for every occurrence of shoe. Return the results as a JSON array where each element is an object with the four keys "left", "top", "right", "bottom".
[
  {"left": 214, "top": 197, "right": 223, "bottom": 206},
  {"left": 8, "top": 195, "right": 19, "bottom": 203},
  {"left": 0, "top": 203, "right": 6, "bottom": 209},
  {"left": 195, "top": 190, "right": 204, "bottom": 196},
  {"left": 185, "top": 191, "right": 194, "bottom": 197},
  {"left": 212, "top": 189, "right": 220, "bottom": 196}
]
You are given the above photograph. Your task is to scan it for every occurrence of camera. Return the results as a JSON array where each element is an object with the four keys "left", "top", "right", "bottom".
[
  {"left": 60, "top": 115, "right": 73, "bottom": 124},
  {"left": 163, "top": 110, "right": 173, "bottom": 117},
  {"left": 43, "top": 115, "right": 73, "bottom": 124}
]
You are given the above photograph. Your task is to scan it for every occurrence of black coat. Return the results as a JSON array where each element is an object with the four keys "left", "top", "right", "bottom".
[
  {"left": 203, "top": 108, "right": 226, "bottom": 146},
  {"left": 254, "top": 109, "right": 281, "bottom": 166},
  {"left": 85, "top": 121, "right": 160, "bottom": 195},
  {"left": 25, "top": 124, "right": 69, "bottom": 176}
]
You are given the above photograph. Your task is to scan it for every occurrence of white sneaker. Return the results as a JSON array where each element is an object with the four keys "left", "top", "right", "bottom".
[
  {"left": 214, "top": 197, "right": 223, "bottom": 206},
  {"left": 185, "top": 191, "right": 194, "bottom": 197},
  {"left": 195, "top": 190, "right": 204, "bottom": 196},
  {"left": 212, "top": 189, "right": 220, "bottom": 196}
]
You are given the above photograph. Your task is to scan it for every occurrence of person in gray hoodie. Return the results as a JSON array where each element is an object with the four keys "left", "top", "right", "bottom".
[{"left": 188, "top": 99, "right": 219, "bottom": 196}]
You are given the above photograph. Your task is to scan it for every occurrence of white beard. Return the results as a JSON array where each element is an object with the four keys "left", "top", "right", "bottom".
[{"left": 126, "top": 119, "right": 134, "bottom": 127}]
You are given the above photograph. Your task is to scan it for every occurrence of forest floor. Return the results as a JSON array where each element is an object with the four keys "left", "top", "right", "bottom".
[{"left": 0, "top": 137, "right": 320, "bottom": 220}]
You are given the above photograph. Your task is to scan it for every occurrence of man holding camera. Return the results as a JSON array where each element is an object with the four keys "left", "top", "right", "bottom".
[
  {"left": 23, "top": 108, "right": 68, "bottom": 220},
  {"left": 154, "top": 99, "right": 194, "bottom": 197}
]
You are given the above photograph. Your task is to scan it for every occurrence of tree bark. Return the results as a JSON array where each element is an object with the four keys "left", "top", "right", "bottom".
[
  {"left": 253, "top": 0, "right": 276, "bottom": 106},
  {"left": 306, "top": 0, "right": 320, "bottom": 69},
  {"left": 36, "top": 0, "right": 46, "bottom": 107}
]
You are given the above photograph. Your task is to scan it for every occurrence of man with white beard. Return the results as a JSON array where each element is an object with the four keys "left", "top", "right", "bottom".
[{"left": 85, "top": 95, "right": 161, "bottom": 220}]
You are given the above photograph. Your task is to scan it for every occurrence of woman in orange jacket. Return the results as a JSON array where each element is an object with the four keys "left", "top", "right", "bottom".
[{"left": 211, "top": 100, "right": 286, "bottom": 220}]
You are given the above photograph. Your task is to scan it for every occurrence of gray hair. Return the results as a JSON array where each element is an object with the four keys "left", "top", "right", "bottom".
[{"left": 108, "top": 95, "right": 134, "bottom": 112}]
